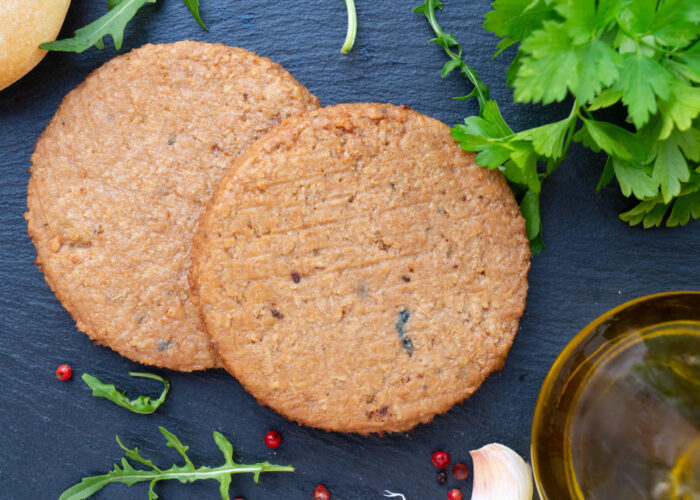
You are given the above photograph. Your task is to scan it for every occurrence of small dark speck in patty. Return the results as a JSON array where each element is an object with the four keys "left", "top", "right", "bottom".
[
  {"left": 158, "top": 339, "right": 172, "bottom": 351},
  {"left": 291, "top": 271, "right": 301, "bottom": 283},
  {"left": 271, "top": 309, "right": 284, "bottom": 319},
  {"left": 401, "top": 275, "right": 411, "bottom": 282},
  {"left": 395, "top": 308, "right": 413, "bottom": 356}
]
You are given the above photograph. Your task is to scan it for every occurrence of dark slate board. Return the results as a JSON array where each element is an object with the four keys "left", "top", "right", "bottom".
[{"left": 1, "top": 1, "right": 698, "bottom": 499}]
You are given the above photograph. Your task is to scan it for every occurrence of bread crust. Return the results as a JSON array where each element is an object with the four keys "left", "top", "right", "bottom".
[
  {"left": 192, "top": 103, "right": 530, "bottom": 430},
  {"left": 27, "top": 41, "right": 320, "bottom": 371},
  {"left": 0, "top": 0, "right": 70, "bottom": 90}
]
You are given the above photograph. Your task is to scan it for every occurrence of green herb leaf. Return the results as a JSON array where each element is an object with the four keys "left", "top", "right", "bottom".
[
  {"left": 483, "top": 0, "right": 557, "bottom": 55},
  {"left": 512, "top": 116, "right": 574, "bottom": 160},
  {"left": 612, "top": 158, "right": 660, "bottom": 199},
  {"left": 657, "top": 81, "right": 700, "bottom": 139},
  {"left": 578, "top": 118, "right": 642, "bottom": 161},
  {"left": 596, "top": 156, "right": 616, "bottom": 191},
  {"left": 614, "top": 52, "right": 673, "bottom": 129},
  {"left": 40, "top": 0, "right": 207, "bottom": 53},
  {"left": 81, "top": 372, "right": 170, "bottom": 414},
  {"left": 59, "top": 427, "right": 294, "bottom": 500},
  {"left": 651, "top": 131, "right": 692, "bottom": 202},
  {"left": 180, "top": 0, "right": 207, "bottom": 30},
  {"left": 40, "top": 0, "right": 157, "bottom": 52}
]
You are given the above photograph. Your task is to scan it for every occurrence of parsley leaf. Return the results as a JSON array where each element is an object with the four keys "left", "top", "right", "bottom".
[
  {"left": 82, "top": 372, "right": 169, "bottom": 414},
  {"left": 483, "top": 0, "right": 557, "bottom": 55},
  {"left": 615, "top": 52, "right": 673, "bottom": 129},
  {"left": 59, "top": 427, "right": 294, "bottom": 499},
  {"left": 651, "top": 131, "right": 693, "bottom": 202}
]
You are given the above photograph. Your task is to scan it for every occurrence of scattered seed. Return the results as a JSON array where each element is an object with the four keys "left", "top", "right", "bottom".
[
  {"left": 452, "top": 463, "right": 469, "bottom": 480},
  {"left": 56, "top": 364, "right": 73, "bottom": 381},
  {"left": 313, "top": 484, "right": 330, "bottom": 500},
  {"left": 431, "top": 450, "right": 450, "bottom": 469},
  {"left": 447, "top": 489, "right": 462, "bottom": 500},
  {"left": 264, "top": 430, "right": 282, "bottom": 449}
]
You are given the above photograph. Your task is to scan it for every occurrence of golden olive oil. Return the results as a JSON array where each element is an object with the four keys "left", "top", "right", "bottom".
[{"left": 532, "top": 293, "right": 700, "bottom": 500}]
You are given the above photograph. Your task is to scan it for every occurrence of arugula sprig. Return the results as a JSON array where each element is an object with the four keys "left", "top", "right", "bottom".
[
  {"left": 415, "top": 0, "right": 700, "bottom": 253},
  {"left": 40, "top": 0, "right": 207, "bottom": 53},
  {"left": 82, "top": 372, "right": 169, "bottom": 414},
  {"left": 59, "top": 426, "right": 294, "bottom": 499}
]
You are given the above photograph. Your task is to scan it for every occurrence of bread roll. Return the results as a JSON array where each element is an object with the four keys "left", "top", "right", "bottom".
[{"left": 0, "top": 0, "right": 70, "bottom": 91}]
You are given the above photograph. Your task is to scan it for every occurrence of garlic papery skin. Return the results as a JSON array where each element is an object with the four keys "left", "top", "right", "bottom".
[{"left": 470, "top": 443, "right": 534, "bottom": 500}]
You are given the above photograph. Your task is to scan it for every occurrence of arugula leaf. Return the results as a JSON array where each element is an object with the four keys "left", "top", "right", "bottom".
[
  {"left": 82, "top": 372, "right": 169, "bottom": 414},
  {"left": 40, "top": 0, "right": 157, "bottom": 52},
  {"left": 59, "top": 427, "right": 294, "bottom": 500},
  {"left": 40, "top": 0, "right": 207, "bottom": 53},
  {"left": 180, "top": 0, "right": 207, "bottom": 30}
]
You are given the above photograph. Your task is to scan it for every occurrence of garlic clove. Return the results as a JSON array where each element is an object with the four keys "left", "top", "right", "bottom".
[{"left": 470, "top": 443, "right": 534, "bottom": 500}]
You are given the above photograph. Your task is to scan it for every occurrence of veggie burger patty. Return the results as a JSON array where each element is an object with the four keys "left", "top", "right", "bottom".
[
  {"left": 27, "top": 41, "right": 320, "bottom": 371},
  {"left": 192, "top": 103, "right": 531, "bottom": 432}
]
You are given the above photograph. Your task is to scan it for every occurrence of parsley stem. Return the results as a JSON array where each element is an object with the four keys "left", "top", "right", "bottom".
[
  {"left": 340, "top": 0, "right": 357, "bottom": 53},
  {"left": 613, "top": 18, "right": 672, "bottom": 56}
]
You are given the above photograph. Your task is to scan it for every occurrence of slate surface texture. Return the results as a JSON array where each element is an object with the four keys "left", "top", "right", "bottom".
[{"left": 1, "top": 1, "right": 698, "bottom": 499}]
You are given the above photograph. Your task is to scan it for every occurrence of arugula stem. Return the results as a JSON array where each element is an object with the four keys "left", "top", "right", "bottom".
[
  {"left": 60, "top": 428, "right": 296, "bottom": 500},
  {"left": 425, "top": 0, "right": 447, "bottom": 42},
  {"left": 340, "top": 0, "right": 357, "bottom": 53},
  {"left": 102, "top": 463, "right": 294, "bottom": 481},
  {"left": 425, "top": 0, "right": 490, "bottom": 109}
]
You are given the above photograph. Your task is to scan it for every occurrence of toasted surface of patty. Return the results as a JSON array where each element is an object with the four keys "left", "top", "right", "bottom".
[
  {"left": 26, "top": 41, "right": 320, "bottom": 371},
  {"left": 192, "top": 103, "right": 530, "bottom": 431}
]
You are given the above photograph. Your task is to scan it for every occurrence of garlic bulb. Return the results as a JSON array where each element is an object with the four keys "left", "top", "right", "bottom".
[{"left": 470, "top": 443, "right": 534, "bottom": 500}]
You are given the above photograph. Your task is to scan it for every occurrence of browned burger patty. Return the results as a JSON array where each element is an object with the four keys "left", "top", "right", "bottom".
[
  {"left": 26, "top": 41, "right": 320, "bottom": 371},
  {"left": 192, "top": 103, "right": 530, "bottom": 432}
]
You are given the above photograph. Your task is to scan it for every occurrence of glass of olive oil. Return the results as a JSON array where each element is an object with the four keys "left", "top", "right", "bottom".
[{"left": 532, "top": 292, "right": 700, "bottom": 500}]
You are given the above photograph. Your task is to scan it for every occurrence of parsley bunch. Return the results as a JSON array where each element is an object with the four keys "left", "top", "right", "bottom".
[{"left": 416, "top": 0, "right": 700, "bottom": 253}]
